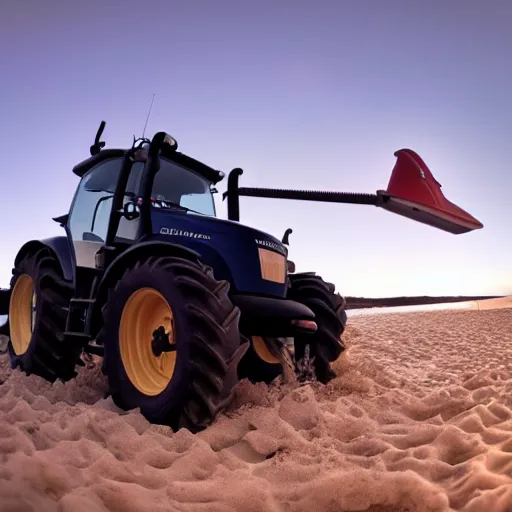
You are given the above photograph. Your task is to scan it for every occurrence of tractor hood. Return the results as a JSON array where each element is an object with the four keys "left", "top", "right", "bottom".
[{"left": 150, "top": 209, "right": 289, "bottom": 297}]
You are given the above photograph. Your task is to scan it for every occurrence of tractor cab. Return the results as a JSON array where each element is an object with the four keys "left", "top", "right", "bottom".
[
  {"left": 60, "top": 128, "right": 224, "bottom": 278},
  {"left": 69, "top": 150, "right": 217, "bottom": 243}
]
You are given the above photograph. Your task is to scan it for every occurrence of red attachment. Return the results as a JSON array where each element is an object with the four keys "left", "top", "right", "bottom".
[{"left": 377, "top": 149, "right": 483, "bottom": 234}]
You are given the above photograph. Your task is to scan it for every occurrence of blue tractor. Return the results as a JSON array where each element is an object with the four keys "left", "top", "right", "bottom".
[{"left": 0, "top": 121, "right": 483, "bottom": 432}]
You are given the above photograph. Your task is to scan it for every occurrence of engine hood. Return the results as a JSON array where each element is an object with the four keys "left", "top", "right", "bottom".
[{"left": 150, "top": 209, "right": 288, "bottom": 297}]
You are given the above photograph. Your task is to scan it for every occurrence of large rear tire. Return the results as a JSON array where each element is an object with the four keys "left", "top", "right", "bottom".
[
  {"left": 8, "top": 247, "right": 79, "bottom": 381},
  {"left": 98, "top": 255, "right": 249, "bottom": 433},
  {"left": 287, "top": 272, "right": 347, "bottom": 383}
]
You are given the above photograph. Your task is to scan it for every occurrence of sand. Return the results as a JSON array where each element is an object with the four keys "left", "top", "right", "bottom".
[{"left": 1, "top": 299, "right": 512, "bottom": 512}]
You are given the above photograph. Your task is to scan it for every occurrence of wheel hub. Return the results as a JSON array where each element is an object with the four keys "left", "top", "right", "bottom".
[{"left": 151, "top": 326, "right": 176, "bottom": 357}]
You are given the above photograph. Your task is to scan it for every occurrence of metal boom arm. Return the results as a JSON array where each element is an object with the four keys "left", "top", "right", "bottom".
[{"left": 223, "top": 168, "right": 381, "bottom": 222}]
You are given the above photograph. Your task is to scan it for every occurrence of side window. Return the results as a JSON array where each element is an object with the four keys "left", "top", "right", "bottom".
[{"left": 68, "top": 158, "right": 122, "bottom": 243}]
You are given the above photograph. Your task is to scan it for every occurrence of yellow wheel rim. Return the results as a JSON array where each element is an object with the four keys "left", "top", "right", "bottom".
[
  {"left": 9, "top": 274, "right": 36, "bottom": 355},
  {"left": 252, "top": 335, "right": 280, "bottom": 365},
  {"left": 119, "top": 288, "right": 176, "bottom": 396}
]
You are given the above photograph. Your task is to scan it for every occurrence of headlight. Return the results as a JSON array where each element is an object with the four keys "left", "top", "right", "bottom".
[{"left": 258, "top": 248, "right": 286, "bottom": 284}]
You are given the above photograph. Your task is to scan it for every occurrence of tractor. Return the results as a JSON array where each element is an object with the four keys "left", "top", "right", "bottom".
[{"left": 0, "top": 121, "right": 483, "bottom": 432}]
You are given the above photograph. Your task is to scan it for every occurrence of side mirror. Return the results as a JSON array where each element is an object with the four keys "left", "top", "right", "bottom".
[
  {"left": 123, "top": 201, "right": 140, "bottom": 221},
  {"left": 90, "top": 120, "right": 106, "bottom": 156}
]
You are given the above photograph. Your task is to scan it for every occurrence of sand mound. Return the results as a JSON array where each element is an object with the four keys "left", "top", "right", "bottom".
[{"left": 1, "top": 307, "right": 512, "bottom": 511}]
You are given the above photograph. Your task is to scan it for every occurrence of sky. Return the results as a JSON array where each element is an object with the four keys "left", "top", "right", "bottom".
[{"left": 0, "top": 0, "right": 510, "bottom": 298}]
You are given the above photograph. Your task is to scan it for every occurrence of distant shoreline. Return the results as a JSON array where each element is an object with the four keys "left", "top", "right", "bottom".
[{"left": 344, "top": 295, "right": 504, "bottom": 310}]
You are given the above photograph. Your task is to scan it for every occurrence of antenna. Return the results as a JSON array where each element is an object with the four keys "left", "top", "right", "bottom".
[{"left": 142, "top": 93, "right": 156, "bottom": 139}]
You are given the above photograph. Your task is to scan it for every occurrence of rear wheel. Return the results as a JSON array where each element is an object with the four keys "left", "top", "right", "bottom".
[
  {"left": 98, "top": 255, "right": 249, "bottom": 432},
  {"left": 8, "top": 247, "right": 79, "bottom": 381},
  {"left": 287, "top": 272, "right": 347, "bottom": 383}
]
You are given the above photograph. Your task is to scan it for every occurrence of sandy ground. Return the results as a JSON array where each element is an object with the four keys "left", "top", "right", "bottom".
[{"left": 1, "top": 299, "right": 512, "bottom": 512}]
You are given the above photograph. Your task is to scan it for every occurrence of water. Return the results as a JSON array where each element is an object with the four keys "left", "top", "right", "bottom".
[{"left": 346, "top": 300, "right": 476, "bottom": 317}]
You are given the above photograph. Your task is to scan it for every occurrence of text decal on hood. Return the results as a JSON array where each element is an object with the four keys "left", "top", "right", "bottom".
[
  {"left": 160, "top": 227, "right": 211, "bottom": 240},
  {"left": 254, "top": 238, "right": 286, "bottom": 255}
]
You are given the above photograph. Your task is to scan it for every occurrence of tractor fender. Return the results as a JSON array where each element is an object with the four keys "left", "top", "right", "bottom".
[
  {"left": 88, "top": 240, "right": 201, "bottom": 337},
  {"left": 13, "top": 237, "right": 73, "bottom": 282},
  {"left": 145, "top": 234, "right": 236, "bottom": 289},
  {"left": 1, "top": 238, "right": 72, "bottom": 334}
]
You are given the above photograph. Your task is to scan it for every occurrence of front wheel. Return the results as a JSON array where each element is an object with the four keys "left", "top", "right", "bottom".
[
  {"left": 287, "top": 272, "right": 347, "bottom": 383},
  {"left": 98, "top": 255, "right": 249, "bottom": 432}
]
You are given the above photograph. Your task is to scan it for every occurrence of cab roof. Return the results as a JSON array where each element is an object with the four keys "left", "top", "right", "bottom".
[{"left": 72, "top": 147, "right": 225, "bottom": 184}]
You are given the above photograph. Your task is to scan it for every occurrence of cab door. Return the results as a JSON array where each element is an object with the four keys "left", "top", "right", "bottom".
[
  {"left": 67, "top": 157, "right": 124, "bottom": 270},
  {"left": 66, "top": 157, "right": 144, "bottom": 271}
]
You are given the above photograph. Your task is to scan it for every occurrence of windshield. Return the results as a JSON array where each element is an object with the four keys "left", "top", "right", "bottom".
[{"left": 152, "top": 158, "right": 216, "bottom": 216}]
